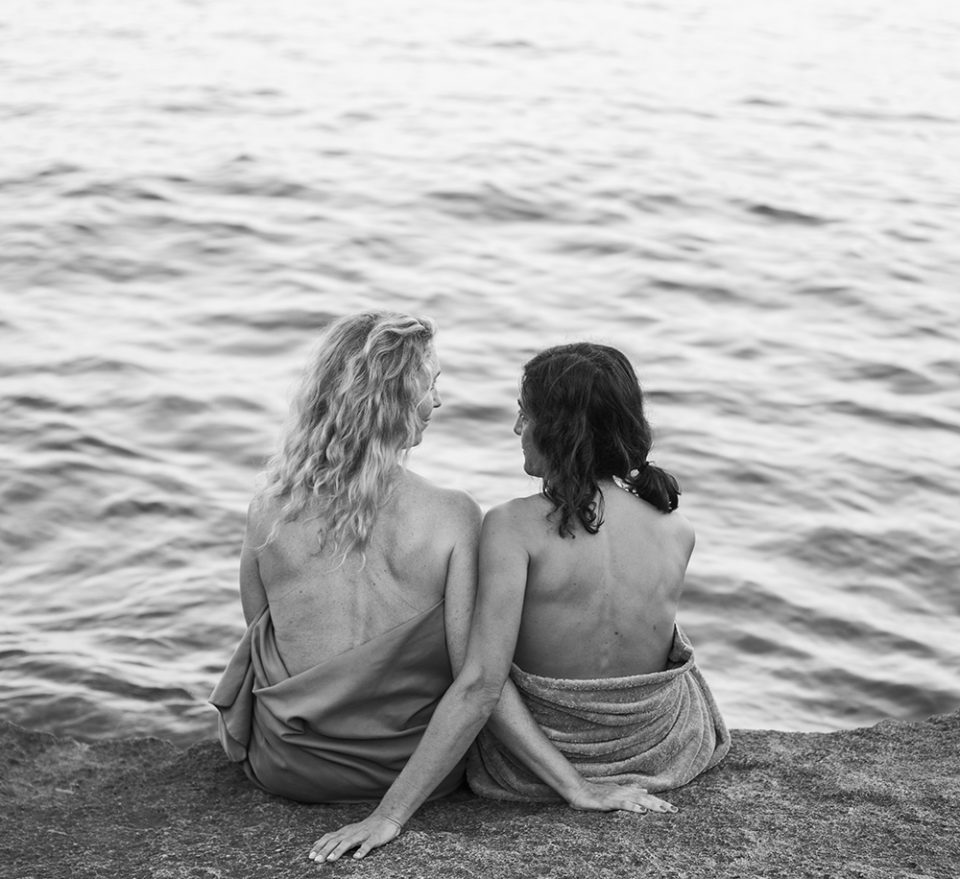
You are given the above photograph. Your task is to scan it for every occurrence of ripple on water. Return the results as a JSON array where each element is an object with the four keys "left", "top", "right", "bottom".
[
  {"left": 3, "top": 0, "right": 960, "bottom": 742},
  {"left": 743, "top": 202, "right": 832, "bottom": 226}
]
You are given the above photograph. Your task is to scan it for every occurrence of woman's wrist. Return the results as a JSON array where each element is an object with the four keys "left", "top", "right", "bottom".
[
  {"left": 557, "top": 774, "right": 592, "bottom": 805},
  {"left": 372, "top": 808, "right": 405, "bottom": 831}
]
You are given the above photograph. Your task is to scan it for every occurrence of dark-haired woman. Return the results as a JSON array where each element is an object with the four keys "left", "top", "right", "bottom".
[{"left": 310, "top": 343, "right": 730, "bottom": 863}]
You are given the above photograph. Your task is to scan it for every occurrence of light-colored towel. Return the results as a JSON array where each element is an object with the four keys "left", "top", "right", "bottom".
[
  {"left": 466, "top": 625, "right": 730, "bottom": 801},
  {"left": 209, "top": 601, "right": 464, "bottom": 803}
]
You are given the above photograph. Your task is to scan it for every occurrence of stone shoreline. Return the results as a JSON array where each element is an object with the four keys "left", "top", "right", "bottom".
[{"left": 3, "top": 710, "right": 958, "bottom": 879}]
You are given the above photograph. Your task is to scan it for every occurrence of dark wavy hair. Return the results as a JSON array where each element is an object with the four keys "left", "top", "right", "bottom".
[{"left": 520, "top": 343, "right": 680, "bottom": 537}]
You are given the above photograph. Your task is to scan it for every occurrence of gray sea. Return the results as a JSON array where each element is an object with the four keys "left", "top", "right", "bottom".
[{"left": 2, "top": 0, "right": 959, "bottom": 746}]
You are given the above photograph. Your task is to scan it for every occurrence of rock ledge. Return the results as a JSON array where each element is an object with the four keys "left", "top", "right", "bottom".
[{"left": 3, "top": 711, "right": 958, "bottom": 879}]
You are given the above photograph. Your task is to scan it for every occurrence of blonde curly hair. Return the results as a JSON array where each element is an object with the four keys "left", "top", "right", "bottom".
[{"left": 261, "top": 311, "right": 437, "bottom": 562}]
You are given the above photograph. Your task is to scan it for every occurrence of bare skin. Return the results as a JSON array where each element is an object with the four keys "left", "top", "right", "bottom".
[
  {"left": 239, "top": 468, "right": 482, "bottom": 675},
  {"left": 511, "top": 402, "right": 693, "bottom": 677},
  {"left": 512, "top": 483, "right": 693, "bottom": 678},
  {"left": 237, "top": 349, "right": 477, "bottom": 673}
]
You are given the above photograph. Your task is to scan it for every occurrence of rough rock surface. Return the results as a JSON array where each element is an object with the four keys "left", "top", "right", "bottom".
[{"left": 3, "top": 710, "right": 958, "bottom": 879}]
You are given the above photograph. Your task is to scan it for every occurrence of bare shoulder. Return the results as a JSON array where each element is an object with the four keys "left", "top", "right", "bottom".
[
  {"left": 401, "top": 470, "right": 482, "bottom": 532},
  {"left": 244, "top": 491, "right": 277, "bottom": 544},
  {"left": 482, "top": 494, "right": 550, "bottom": 542},
  {"left": 666, "top": 507, "right": 696, "bottom": 558}
]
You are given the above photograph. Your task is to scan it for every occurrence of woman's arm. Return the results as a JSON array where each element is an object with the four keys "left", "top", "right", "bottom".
[
  {"left": 442, "top": 495, "right": 483, "bottom": 676},
  {"left": 448, "top": 503, "right": 592, "bottom": 800},
  {"left": 483, "top": 678, "right": 676, "bottom": 813},
  {"left": 308, "top": 501, "right": 525, "bottom": 863},
  {"left": 239, "top": 500, "right": 268, "bottom": 625}
]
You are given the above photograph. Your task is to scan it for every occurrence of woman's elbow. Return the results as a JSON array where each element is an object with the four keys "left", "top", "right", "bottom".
[{"left": 454, "top": 668, "right": 505, "bottom": 719}]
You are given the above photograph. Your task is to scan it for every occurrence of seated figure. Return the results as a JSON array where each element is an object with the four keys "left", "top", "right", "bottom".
[
  {"left": 310, "top": 342, "right": 730, "bottom": 862},
  {"left": 210, "top": 311, "right": 481, "bottom": 803}
]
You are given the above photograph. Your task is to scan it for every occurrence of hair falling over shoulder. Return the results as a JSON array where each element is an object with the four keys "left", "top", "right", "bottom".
[
  {"left": 260, "top": 311, "right": 437, "bottom": 562},
  {"left": 520, "top": 342, "right": 680, "bottom": 537}
]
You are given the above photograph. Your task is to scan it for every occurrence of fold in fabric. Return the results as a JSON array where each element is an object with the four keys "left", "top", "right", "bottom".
[
  {"left": 466, "top": 624, "right": 731, "bottom": 801},
  {"left": 210, "top": 602, "right": 464, "bottom": 803}
]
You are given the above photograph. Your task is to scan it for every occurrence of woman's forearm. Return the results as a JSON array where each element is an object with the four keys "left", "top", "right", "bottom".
[
  {"left": 483, "top": 677, "right": 587, "bottom": 801},
  {"left": 373, "top": 675, "right": 502, "bottom": 825}
]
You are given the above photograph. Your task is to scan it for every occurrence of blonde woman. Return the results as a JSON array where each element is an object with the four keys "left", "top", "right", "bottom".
[{"left": 210, "top": 312, "right": 481, "bottom": 802}]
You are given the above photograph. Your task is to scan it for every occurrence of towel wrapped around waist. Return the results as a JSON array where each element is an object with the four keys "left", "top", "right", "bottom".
[
  {"left": 209, "top": 602, "right": 464, "bottom": 803},
  {"left": 467, "top": 624, "right": 730, "bottom": 801}
]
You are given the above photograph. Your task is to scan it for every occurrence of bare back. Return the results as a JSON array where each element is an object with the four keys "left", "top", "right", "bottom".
[
  {"left": 510, "top": 479, "right": 695, "bottom": 679},
  {"left": 241, "top": 469, "right": 480, "bottom": 677}
]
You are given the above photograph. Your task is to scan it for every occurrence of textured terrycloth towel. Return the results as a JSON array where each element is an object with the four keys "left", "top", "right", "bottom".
[
  {"left": 209, "top": 602, "right": 464, "bottom": 803},
  {"left": 467, "top": 624, "right": 730, "bottom": 801}
]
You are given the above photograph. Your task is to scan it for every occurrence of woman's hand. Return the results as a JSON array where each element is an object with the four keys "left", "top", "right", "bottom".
[
  {"left": 308, "top": 813, "right": 402, "bottom": 863},
  {"left": 566, "top": 780, "right": 678, "bottom": 815}
]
